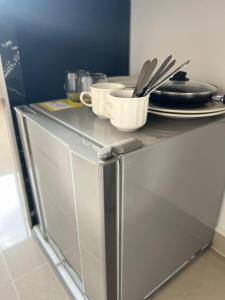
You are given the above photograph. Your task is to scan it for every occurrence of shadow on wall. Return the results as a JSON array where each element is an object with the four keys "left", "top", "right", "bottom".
[{"left": 4, "top": 0, "right": 130, "bottom": 102}]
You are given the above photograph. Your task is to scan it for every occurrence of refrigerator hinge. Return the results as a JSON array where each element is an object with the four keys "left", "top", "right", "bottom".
[
  {"left": 98, "top": 138, "right": 143, "bottom": 160},
  {"left": 111, "top": 138, "right": 143, "bottom": 154},
  {"left": 98, "top": 146, "right": 113, "bottom": 160}
]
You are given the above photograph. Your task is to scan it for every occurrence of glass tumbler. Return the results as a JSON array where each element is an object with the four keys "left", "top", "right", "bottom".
[
  {"left": 65, "top": 70, "right": 91, "bottom": 102},
  {"left": 78, "top": 70, "right": 92, "bottom": 93},
  {"left": 91, "top": 72, "right": 107, "bottom": 84}
]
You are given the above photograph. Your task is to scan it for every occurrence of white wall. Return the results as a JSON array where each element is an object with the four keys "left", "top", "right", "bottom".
[
  {"left": 130, "top": 0, "right": 225, "bottom": 236},
  {"left": 130, "top": 0, "right": 225, "bottom": 92},
  {"left": 217, "top": 197, "right": 225, "bottom": 236}
]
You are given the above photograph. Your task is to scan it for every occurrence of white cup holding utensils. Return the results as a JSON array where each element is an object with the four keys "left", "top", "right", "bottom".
[
  {"left": 80, "top": 82, "right": 125, "bottom": 118},
  {"left": 100, "top": 89, "right": 149, "bottom": 131}
]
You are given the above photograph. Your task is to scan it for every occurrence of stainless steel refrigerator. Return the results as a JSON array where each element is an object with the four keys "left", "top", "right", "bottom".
[{"left": 15, "top": 104, "right": 225, "bottom": 300}]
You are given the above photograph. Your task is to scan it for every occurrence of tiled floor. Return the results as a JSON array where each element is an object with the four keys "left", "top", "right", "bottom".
[
  {"left": 152, "top": 250, "right": 225, "bottom": 300},
  {"left": 0, "top": 241, "right": 71, "bottom": 299},
  {"left": 1, "top": 101, "right": 225, "bottom": 300}
]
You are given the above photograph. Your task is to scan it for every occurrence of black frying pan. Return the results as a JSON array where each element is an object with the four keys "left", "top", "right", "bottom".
[{"left": 150, "top": 71, "right": 221, "bottom": 107}]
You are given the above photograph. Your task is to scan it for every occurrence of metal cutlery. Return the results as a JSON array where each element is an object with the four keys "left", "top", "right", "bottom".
[
  {"left": 144, "top": 55, "right": 172, "bottom": 89},
  {"left": 132, "top": 58, "right": 158, "bottom": 97},
  {"left": 138, "top": 58, "right": 158, "bottom": 96},
  {"left": 141, "top": 59, "right": 176, "bottom": 97},
  {"left": 133, "top": 61, "right": 152, "bottom": 97},
  {"left": 143, "top": 60, "right": 190, "bottom": 96},
  {"left": 132, "top": 60, "right": 151, "bottom": 97}
]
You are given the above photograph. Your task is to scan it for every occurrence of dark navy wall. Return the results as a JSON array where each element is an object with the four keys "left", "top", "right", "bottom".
[
  {"left": 0, "top": 1, "right": 130, "bottom": 223},
  {"left": 7, "top": 0, "right": 130, "bottom": 102}
]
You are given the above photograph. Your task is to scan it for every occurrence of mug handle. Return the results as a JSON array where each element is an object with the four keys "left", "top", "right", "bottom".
[
  {"left": 100, "top": 102, "right": 113, "bottom": 119},
  {"left": 80, "top": 91, "right": 92, "bottom": 107}
]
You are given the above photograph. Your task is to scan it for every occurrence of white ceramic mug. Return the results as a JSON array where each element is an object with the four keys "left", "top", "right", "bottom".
[
  {"left": 100, "top": 89, "right": 149, "bottom": 131},
  {"left": 80, "top": 82, "right": 125, "bottom": 118}
]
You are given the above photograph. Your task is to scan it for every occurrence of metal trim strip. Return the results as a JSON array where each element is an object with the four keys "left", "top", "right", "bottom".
[
  {"left": 143, "top": 243, "right": 211, "bottom": 300},
  {"left": 33, "top": 226, "right": 85, "bottom": 300},
  {"left": 15, "top": 107, "right": 47, "bottom": 236},
  {"left": 102, "top": 161, "right": 118, "bottom": 300}
]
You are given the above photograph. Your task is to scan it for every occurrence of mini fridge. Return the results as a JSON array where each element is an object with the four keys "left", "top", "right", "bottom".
[{"left": 15, "top": 104, "right": 225, "bottom": 300}]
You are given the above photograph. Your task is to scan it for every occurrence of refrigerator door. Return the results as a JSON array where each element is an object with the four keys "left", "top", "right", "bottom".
[
  {"left": 15, "top": 106, "right": 118, "bottom": 300},
  {"left": 24, "top": 115, "right": 83, "bottom": 281},
  {"left": 120, "top": 120, "right": 225, "bottom": 300}
]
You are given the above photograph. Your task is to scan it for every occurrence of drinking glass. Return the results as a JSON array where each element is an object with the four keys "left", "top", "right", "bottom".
[
  {"left": 65, "top": 70, "right": 91, "bottom": 102},
  {"left": 91, "top": 73, "right": 107, "bottom": 84},
  {"left": 65, "top": 71, "right": 107, "bottom": 102},
  {"left": 78, "top": 70, "right": 92, "bottom": 93}
]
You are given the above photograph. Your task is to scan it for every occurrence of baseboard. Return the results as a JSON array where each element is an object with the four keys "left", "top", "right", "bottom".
[{"left": 212, "top": 231, "right": 225, "bottom": 257}]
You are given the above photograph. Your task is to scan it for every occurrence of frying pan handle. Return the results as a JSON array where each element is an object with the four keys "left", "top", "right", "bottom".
[{"left": 212, "top": 95, "right": 225, "bottom": 103}]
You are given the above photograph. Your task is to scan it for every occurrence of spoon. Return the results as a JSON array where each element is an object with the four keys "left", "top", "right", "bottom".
[
  {"left": 145, "top": 55, "right": 173, "bottom": 89},
  {"left": 141, "top": 59, "right": 176, "bottom": 97},
  {"left": 132, "top": 58, "right": 158, "bottom": 97},
  {"left": 135, "top": 58, "right": 158, "bottom": 97},
  {"left": 132, "top": 60, "right": 151, "bottom": 97},
  {"left": 144, "top": 60, "right": 190, "bottom": 96}
]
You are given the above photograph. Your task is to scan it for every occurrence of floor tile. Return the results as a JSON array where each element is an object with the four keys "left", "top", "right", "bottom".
[
  {"left": 152, "top": 250, "right": 225, "bottom": 300},
  {"left": 0, "top": 173, "right": 30, "bottom": 251},
  {"left": 3, "top": 238, "right": 46, "bottom": 279},
  {"left": 213, "top": 231, "right": 225, "bottom": 256},
  {"left": 14, "top": 264, "right": 71, "bottom": 300},
  {"left": 0, "top": 282, "right": 18, "bottom": 300},
  {"left": 0, "top": 253, "right": 11, "bottom": 288},
  {"left": 0, "top": 104, "right": 30, "bottom": 252}
]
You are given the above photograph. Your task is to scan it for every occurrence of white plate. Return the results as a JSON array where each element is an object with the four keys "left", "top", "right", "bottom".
[
  {"left": 108, "top": 76, "right": 136, "bottom": 88},
  {"left": 148, "top": 109, "right": 225, "bottom": 119},
  {"left": 149, "top": 100, "right": 225, "bottom": 114}
]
